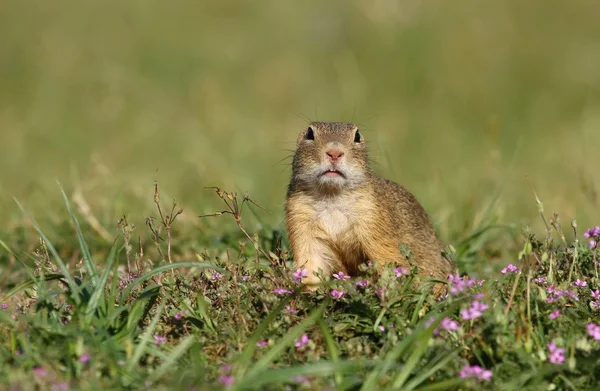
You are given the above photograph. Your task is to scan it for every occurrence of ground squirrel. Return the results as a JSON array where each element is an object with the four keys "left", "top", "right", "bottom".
[{"left": 285, "top": 121, "right": 453, "bottom": 294}]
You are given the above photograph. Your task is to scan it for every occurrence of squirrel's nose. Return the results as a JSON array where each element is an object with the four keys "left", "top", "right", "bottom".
[{"left": 326, "top": 149, "right": 344, "bottom": 162}]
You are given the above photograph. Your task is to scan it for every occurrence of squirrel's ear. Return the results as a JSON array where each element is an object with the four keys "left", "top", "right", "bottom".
[{"left": 304, "top": 126, "right": 315, "bottom": 140}]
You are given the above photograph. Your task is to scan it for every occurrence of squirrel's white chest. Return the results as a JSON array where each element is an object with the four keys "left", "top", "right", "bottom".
[{"left": 313, "top": 200, "right": 355, "bottom": 238}]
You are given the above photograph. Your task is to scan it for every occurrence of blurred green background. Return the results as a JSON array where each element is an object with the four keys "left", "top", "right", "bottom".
[{"left": 1, "top": 0, "right": 599, "bottom": 246}]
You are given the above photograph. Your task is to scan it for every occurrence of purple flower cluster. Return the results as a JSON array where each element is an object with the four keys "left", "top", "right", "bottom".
[
  {"left": 286, "top": 305, "right": 298, "bottom": 314},
  {"left": 548, "top": 309, "right": 560, "bottom": 320},
  {"left": 210, "top": 272, "right": 223, "bottom": 281},
  {"left": 433, "top": 317, "right": 460, "bottom": 335},
  {"left": 330, "top": 289, "right": 345, "bottom": 299},
  {"left": 459, "top": 364, "right": 492, "bottom": 381},
  {"left": 547, "top": 342, "right": 565, "bottom": 364},
  {"left": 501, "top": 264, "right": 519, "bottom": 274},
  {"left": 295, "top": 334, "right": 310, "bottom": 348},
  {"left": 393, "top": 267, "right": 409, "bottom": 277},
  {"left": 584, "top": 226, "right": 600, "bottom": 249},
  {"left": 590, "top": 289, "right": 600, "bottom": 309},
  {"left": 573, "top": 279, "right": 587, "bottom": 288},
  {"left": 587, "top": 323, "right": 600, "bottom": 340},
  {"left": 174, "top": 310, "right": 190, "bottom": 320},
  {"left": 546, "top": 286, "right": 579, "bottom": 303},
  {"left": 256, "top": 340, "right": 269, "bottom": 347},
  {"left": 533, "top": 277, "right": 547, "bottom": 284},
  {"left": 461, "top": 300, "right": 488, "bottom": 320},
  {"left": 153, "top": 335, "right": 167, "bottom": 345},
  {"left": 291, "top": 268, "right": 308, "bottom": 283},
  {"left": 218, "top": 365, "right": 234, "bottom": 388},
  {"left": 356, "top": 280, "right": 369, "bottom": 288},
  {"left": 332, "top": 271, "right": 350, "bottom": 280},
  {"left": 447, "top": 274, "right": 483, "bottom": 296},
  {"left": 118, "top": 273, "right": 138, "bottom": 289}
]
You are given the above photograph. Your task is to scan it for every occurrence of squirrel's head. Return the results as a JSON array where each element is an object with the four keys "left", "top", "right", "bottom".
[{"left": 290, "top": 122, "right": 370, "bottom": 194}]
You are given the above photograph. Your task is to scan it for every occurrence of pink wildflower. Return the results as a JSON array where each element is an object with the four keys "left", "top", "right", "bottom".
[
  {"left": 584, "top": 226, "right": 600, "bottom": 238},
  {"left": 332, "top": 271, "right": 350, "bottom": 280},
  {"left": 547, "top": 342, "right": 565, "bottom": 364},
  {"left": 440, "top": 317, "right": 460, "bottom": 331},
  {"left": 256, "top": 340, "right": 269, "bottom": 347},
  {"left": 79, "top": 353, "right": 91, "bottom": 363},
  {"left": 501, "top": 264, "right": 519, "bottom": 274},
  {"left": 210, "top": 272, "right": 223, "bottom": 281},
  {"left": 1, "top": 303, "right": 7, "bottom": 309},
  {"left": 153, "top": 335, "right": 167, "bottom": 345},
  {"left": 295, "top": 334, "right": 310, "bottom": 348},
  {"left": 273, "top": 288, "right": 292, "bottom": 295},
  {"left": 292, "top": 268, "right": 308, "bottom": 283},
  {"left": 573, "top": 279, "right": 587, "bottom": 287},
  {"left": 447, "top": 274, "right": 476, "bottom": 295},
  {"left": 32, "top": 366, "right": 47, "bottom": 377},
  {"left": 356, "top": 280, "right": 369, "bottom": 287},
  {"left": 548, "top": 309, "right": 560, "bottom": 320},
  {"left": 460, "top": 301, "right": 488, "bottom": 320},
  {"left": 331, "top": 289, "right": 345, "bottom": 299},
  {"left": 240, "top": 275, "right": 251, "bottom": 281},
  {"left": 459, "top": 365, "right": 492, "bottom": 381},
  {"left": 591, "top": 290, "right": 600, "bottom": 300},
  {"left": 587, "top": 323, "right": 600, "bottom": 340},
  {"left": 286, "top": 306, "right": 298, "bottom": 314},
  {"left": 393, "top": 267, "right": 409, "bottom": 277},
  {"left": 533, "top": 277, "right": 547, "bottom": 284},
  {"left": 218, "top": 375, "right": 234, "bottom": 387}
]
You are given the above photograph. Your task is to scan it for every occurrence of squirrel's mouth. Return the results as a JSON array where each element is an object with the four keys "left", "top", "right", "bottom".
[{"left": 320, "top": 170, "right": 346, "bottom": 179}]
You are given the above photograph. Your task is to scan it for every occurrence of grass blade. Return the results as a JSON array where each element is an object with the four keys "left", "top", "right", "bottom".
[
  {"left": 318, "top": 319, "right": 342, "bottom": 388},
  {"left": 59, "top": 184, "right": 98, "bottom": 285},
  {"left": 4, "top": 274, "right": 66, "bottom": 297},
  {"left": 242, "top": 360, "right": 373, "bottom": 389},
  {"left": 127, "top": 300, "right": 165, "bottom": 372},
  {"left": 84, "top": 237, "right": 120, "bottom": 324},
  {"left": 397, "top": 349, "right": 461, "bottom": 391},
  {"left": 234, "top": 291, "right": 296, "bottom": 378},
  {"left": 413, "top": 378, "right": 465, "bottom": 391},
  {"left": 361, "top": 309, "right": 454, "bottom": 391},
  {"left": 243, "top": 301, "right": 328, "bottom": 382},
  {"left": 390, "top": 318, "right": 438, "bottom": 387},
  {"left": 14, "top": 198, "right": 81, "bottom": 305},
  {"left": 150, "top": 335, "right": 196, "bottom": 382}
]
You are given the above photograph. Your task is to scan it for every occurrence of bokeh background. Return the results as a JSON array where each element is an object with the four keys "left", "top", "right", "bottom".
[{"left": 1, "top": 0, "right": 599, "bottom": 248}]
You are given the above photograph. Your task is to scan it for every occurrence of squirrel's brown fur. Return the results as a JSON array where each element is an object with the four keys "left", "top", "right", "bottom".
[{"left": 285, "top": 121, "right": 453, "bottom": 294}]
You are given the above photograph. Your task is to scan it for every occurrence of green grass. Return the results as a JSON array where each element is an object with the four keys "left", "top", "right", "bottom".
[
  {"left": 1, "top": 185, "right": 600, "bottom": 390},
  {"left": 1, "top": 0, "right": 600, "bottom": 389}
]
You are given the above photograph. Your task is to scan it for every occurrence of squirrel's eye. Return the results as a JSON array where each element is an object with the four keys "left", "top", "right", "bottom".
[
  {"left": 305, "top": 127, "right": 315, "bottom": 140},
  {"left": 354, "top": 130, "right": 361, "bottom": 143}
]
